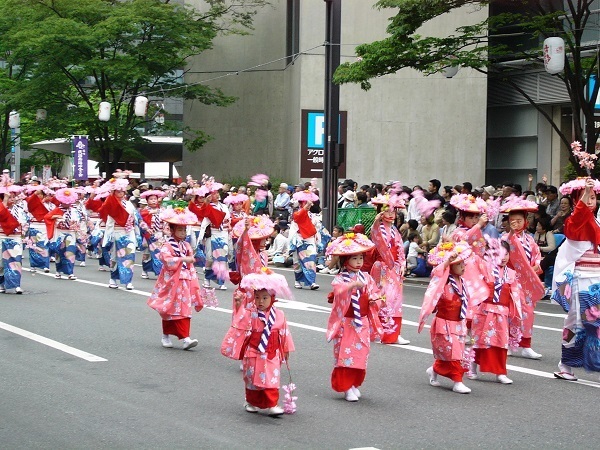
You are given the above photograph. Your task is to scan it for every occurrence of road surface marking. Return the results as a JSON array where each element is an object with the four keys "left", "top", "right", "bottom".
[{"left": 0, "top": 321, "right": 107, "bottom": 362}]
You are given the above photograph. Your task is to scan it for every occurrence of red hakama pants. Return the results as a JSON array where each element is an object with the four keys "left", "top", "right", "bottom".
[
  {"left": 433, "top": 360, "right": 466, "bottom": 382},
  {"left": 162, "top": 318, "right": 191, "bottom": 340},
  {"left": 245, "top": 388, "right": 279, "bottom": 408},
  {"left": 331, "top": 367, "right": 366, "bottom": 392},
  {"left": 474, "top": 347, "right": 508, "bottom": 375},
  {"left": 380, "top": 316, "right": 402, "bottom": 344}
]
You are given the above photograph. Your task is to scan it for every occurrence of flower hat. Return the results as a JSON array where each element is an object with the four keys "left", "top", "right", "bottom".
[
  {"left": 25, "top": 184, "right": 54, "bottom": 196},
  {"left": 240, "top": 266, "right": 293, "bottom": 300},
  {"left": 232, "top": 215, "right": 274, "bottom": 239},
  {"left": 326, "top": 232, "right": 375, "bottom": 256},
  {"left": 187, "top": 186, "right": 209, "bottom": 197},
  {"left": 427, "top": 240, "right": 472, "bottom": 267},
  {"left": 450, "top": 193, "right": 488, "bottom": 214},
  {"left": 559, "top": 177, "right": 600, "bottom": 196},
  {"left": 101, "top": 177, "right": 130, "bottom": 192},
  {"left": 160, "top": 206, "right": 198, "bottom": 226},
  {"left": 499, "top": 194, "right": 538, "bottom": 213},
  {"left": 370, "top": 193, "right": 407, "bottom": 209},
  {"left": 247, "top": 173, "right": 269, "bottom": 187},
  {"left": 223, "top": 192, "right": 249, "bottom": 205},
  {"left": 140, "top": 189, "right": 166, "bottom": 199},
  {"left": 292, "top": 190, "right": 319, "bottom": 203},
  {"left": 0, "top": 172, "right": 24, "bottom": 194},
  {"left": 201, "top": 174, "right": 223, "bottom": 193},
  {"left": 55, "top": 187, "right": 79, "bottom": 205}
]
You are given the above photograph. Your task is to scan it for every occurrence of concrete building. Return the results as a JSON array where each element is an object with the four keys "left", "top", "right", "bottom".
[{"left": 183, "top": 0, "right": 488, "bottom": 188}]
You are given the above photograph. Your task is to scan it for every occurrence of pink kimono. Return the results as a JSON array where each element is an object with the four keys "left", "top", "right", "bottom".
[
  {"left": 327, "top": 270, "right": 383, "bottom": 370},
  {"left": 147, "top": 239, "right": 204, "bottom": 320},
  {"left": 471, "top": 266, "right": 523, "bottom": 350},
  {"left": 504, "top": 231, "right": 544, "bottom": 343},
  {"left": 451, "top": 226, "right": 493, "bottom": 318},
  {"left": 370, "top": 216, "right": 405, "bottom": 342},
  {"left": 242, "top": 306, "right": 294, "bottom": 391}
]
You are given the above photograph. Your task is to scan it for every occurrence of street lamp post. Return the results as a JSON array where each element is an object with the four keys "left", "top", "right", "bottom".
[
  {"left": 322, "top": 0, "right": 341, "bottom": 232},
  {"left": 8, "top": 110, "right": 20, "bottom": 181}
]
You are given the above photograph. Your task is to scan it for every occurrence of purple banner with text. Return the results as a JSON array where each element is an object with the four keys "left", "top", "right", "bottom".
[{"left": 73, "top": 136, "right": 88, "bottom": 180}]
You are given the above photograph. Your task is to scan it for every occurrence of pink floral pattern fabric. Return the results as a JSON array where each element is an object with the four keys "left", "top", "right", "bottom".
[{"left": 147, "top": 240, "right": 204, "bottom": 320}]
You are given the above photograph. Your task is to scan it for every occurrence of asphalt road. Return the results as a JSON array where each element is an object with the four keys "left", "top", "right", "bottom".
[{"left": 0, "top": 257, "right": 597, "bottom": 449}]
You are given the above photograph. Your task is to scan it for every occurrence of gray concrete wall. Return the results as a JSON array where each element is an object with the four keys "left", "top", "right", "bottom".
[{"left": 183, "top": 1, "right": 488, "bottom": 188}]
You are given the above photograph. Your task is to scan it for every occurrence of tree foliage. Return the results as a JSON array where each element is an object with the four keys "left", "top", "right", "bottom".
[
  {"left": 334, "top": 0, "right": 600, "bottom": 176},
  {"left": 0, "top": 0, "right": 268, "bottom": 177}
]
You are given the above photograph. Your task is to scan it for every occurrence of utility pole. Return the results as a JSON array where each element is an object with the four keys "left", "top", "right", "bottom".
[{"left": 322, "top": 0, "right": 341, "bottom": 232}]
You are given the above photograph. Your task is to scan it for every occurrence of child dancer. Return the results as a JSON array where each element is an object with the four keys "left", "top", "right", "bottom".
[
  {"left": 470, "top": 240, "right": 523, "bottom": 384},
  {"left": 500, "top": 195, "right": 545, "bottom": 359},
  {"left": 147, "top": 206, "right": 204, "bottom": 350},
  {"left": 224, "top": 268, "right": 294, "bottom": 416},
  {"left": 419, "top": 241, "right": 473, "bottom": 394},
  {"left": 326, "top": 232, "right": 384, "bottom": 402},
  {"left": 370, "top": 193, "right": 410, "bottom": 345}
]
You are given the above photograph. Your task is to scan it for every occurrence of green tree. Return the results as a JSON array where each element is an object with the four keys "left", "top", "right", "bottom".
[
  {"left": 334, "top": 0, "right": 600, "bottom": 176},
  {"left": 0, "top": 0, "right": 268, "bottom": 176}
]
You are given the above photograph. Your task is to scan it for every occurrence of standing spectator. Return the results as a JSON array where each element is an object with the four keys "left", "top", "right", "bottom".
[
  {"left": 356, "top": 191, "right": 372, "bottom": 208},
  {"left": 544, "top": 185, "right": 560, "bottom": 217},
  {"left": 427, "top": 179, "right": 445, "bottom": 204},
  {"left": 406, "top": 186, "right": 423, "bottom": 222},
  {"left": 550, "top": 196, "right": 572, "bottom": 233},
  {"left": 341, "top": 190, "right": 356, "bottom": 208},
  {"left": 274, "top": 182, "right": 291, "bottom": 221}
]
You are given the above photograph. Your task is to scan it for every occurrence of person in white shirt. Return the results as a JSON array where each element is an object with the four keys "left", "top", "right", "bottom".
[
  {"left": 267, "top": 223, "right": 290, "bottom": 266},
  {"left": 274, "top": 183, "right": 291, "bottom": 220},
  {"left": 405, "top": 232, "right": 426, "bottom": 277}
]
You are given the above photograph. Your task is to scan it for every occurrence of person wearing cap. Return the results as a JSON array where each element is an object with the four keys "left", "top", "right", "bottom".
[
  {"left": 469, "top": 240, "right": 523, "bottom": 385},
  {"left": 370, "top": 193, "right": 411, "bottom": 345},
  {"left": 326, "top": 232, "right": 384, "bottom": 402},
  {"left": 500, "top": 195, "right": 545, "bottom": 360},
  {"left": 418, "top": 241, "right": 475, "bottom": 394},
  {"left": 44, "top": 188, "right": 86, "bottom": 280},
  {"left": 0, "top": 184, "right": 27, "bottom": 294},
  {"left": 147, "top": 206, "right": 204, "bottom": 350},
  {"left": 274, "top": 183, "right": 291, "bottom": 221},
  {"left": 139, "top": 190, "right": 168, "bottom": 280},
  {"left": 289, "top": 190, "right": 320, "bottom": 290},
  {"left": 552, "top": 177, "right": 600, "bottom": 381},
  {"left": 222, "top": 268, "right": 295, "bottom": 416},
  {"left": 341, "top": 190, "right": 356, "bottom": 208}
]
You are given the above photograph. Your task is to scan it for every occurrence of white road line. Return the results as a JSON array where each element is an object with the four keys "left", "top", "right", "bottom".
[
  {"left": 0, "top": 321, "right": 107, "bottom": 362},
  {"left": 19, "top": 270, "right": 600, "bottom": 386}
]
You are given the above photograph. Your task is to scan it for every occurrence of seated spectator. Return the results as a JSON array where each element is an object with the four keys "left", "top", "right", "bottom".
[
  {"left": 402, "top": 219, "right": 420, "bottom": 254},
  {"left": 267, "top": 223, "right": 291, "bottom": 266},
  {"left": 438, "top": 210, "right": 457, "bottom": 243},
  {"left": 319, "top": 225, "right": 344, "bottom": 274},
  {"left": 405, "top": 232, "right": 427, "bottom": 277},
  {"left": 419, "top": 214, "right": 439, "bottom": 253},
  {"left": 550, "top": 196, "right": 572, "bottom": 233}
]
